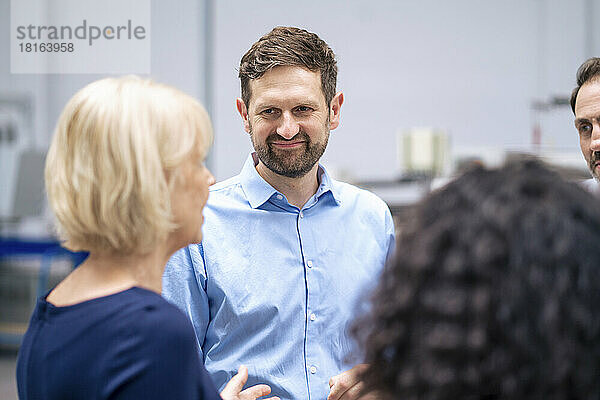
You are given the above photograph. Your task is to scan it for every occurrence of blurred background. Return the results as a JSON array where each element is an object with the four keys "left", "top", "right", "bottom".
[{"left": 1, "top": 0, "right": 599, "bottom": 398}]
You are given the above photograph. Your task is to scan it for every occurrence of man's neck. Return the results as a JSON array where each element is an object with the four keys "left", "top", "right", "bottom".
[{"left": 256, "top": 161, "right": 320, "bottom": 209}]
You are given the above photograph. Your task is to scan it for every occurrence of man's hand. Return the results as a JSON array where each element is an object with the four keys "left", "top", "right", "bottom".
[
  {"left": 220, "top": 365, "right": 279, "bottom": 400},
  {"left": 327, "top": 364, "right": 376, "bottom": 400}
]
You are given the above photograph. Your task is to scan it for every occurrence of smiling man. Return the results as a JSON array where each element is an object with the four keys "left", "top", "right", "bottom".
[
  {"left": 572, "top": 57, "right": 600, "bottom": 195},
  {"left": 163, "top": 27, "right": 395, "bottom": 400}
]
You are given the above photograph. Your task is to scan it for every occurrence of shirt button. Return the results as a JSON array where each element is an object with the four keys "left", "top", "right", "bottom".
[
  {"left": 307, "top": 260, "right": 313, "bottom": 268},
  {"left": 299, "top": 211, "right": 304, "bottom": 218},
  {"left": 309, "top": 366, "right": 317, "bottom": 374},
  {"left": 310, "top": 313, "right": 316, "bottom": 321},
  {"left": 276, "top": 194, "right": 283, "bottom": 200}
]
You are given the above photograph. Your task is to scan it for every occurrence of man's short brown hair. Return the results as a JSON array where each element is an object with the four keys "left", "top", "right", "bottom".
[
  {"left": 238, "top": 26, "right": 338, "bottom": 110},
  {"left": 571, "top": 57, "right": 600, "bottom": 113}
]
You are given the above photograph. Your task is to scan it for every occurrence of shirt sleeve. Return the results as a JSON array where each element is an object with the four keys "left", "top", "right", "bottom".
[{"left": 162, "top": 244, "right": 211, "bottom": 360}]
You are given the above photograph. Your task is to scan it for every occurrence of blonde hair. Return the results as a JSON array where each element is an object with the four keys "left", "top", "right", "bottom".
[{"left": 45, "top": 76, "right": 212, "bottom": 254}]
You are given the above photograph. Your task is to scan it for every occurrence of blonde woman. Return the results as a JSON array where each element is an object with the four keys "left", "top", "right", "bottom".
[{"left": 16, "top": 77, "right": 277, "bottom": 400}]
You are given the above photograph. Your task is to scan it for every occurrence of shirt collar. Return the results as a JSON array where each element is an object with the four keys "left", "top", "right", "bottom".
[
  {"left": 239, "top": 152, "right": 341, "bottom": 209},
  {"left": 315, "top": 161, "right": 341, "bottom": 205}
]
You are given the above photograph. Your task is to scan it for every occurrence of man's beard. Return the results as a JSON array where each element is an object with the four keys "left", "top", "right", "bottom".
[
  {"left": 250, "top": 128, "right": 329, "bottom": 178},
  {"left": 591, "top": 151, "right": 600, "bottom": 180}
]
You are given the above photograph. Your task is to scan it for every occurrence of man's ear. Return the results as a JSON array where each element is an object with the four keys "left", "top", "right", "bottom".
[
  {"left": 236, "top": 98, "right": 251, "bottom": 133},
  {"left": 329, "top": 92, "right": 344, "bottom": 131}
]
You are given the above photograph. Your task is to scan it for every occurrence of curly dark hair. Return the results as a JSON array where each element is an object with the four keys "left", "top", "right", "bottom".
[
  {"left": 571, "top": 57, "right": 600, "bottom": 113},
  {"left": 354, "top": 159, "right": 600, "bottom": 399},
  {"left": 238, "top": 26, "right": 338, "bottom": 110}
]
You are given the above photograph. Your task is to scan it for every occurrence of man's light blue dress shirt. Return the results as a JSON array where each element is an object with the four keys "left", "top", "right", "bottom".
[{"left": 163, "top": 153, "right": 395, "bottom": 400}]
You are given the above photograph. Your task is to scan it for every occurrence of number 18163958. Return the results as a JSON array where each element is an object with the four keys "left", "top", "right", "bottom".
[{"left": 19, "top": 42, "right": 74, "bottom": 52}]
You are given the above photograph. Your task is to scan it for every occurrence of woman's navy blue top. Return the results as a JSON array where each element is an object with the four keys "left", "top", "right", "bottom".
[{"left": 16, "top": 286, "right": 221, "bottom": 399}]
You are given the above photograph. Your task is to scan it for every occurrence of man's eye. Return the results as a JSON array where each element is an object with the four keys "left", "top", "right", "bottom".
[
  {"left": 579, "top": 124, "right": 592, "bottom": 134},
  {"left": 262, "top": 108, "right": 276, "bottom": 115},
  {"left": 296, "top": 106, "right": 311, "bottom": 112}
]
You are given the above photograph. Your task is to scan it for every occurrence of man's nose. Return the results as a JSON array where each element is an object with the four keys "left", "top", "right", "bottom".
[
  {"left": 591, "top": 122, "right": 600, "bottom": 151},
  {"left": 276, "top": 112, "right": 299, "bottom": 139}
]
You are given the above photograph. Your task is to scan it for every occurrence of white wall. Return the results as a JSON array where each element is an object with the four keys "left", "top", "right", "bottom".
[{"left": 211, "top": 0, "right": 600, "bottom": 181}]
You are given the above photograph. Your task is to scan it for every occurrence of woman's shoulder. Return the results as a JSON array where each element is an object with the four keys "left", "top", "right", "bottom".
[
  {"left": 101, "top": 289, "right": 210, "bottom": 399},
  {"left": 120, "top": 287, "right": 196, "bottom": 338},
  {"left": 102, "top": 288, "right": 200, "bottom": 371},
  {"left": 58, "top": 286, "right": 197, "bottom": 347}
]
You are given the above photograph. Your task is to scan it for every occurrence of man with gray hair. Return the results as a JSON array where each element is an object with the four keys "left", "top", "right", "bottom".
[
  {"left": 572, "top": 57, "right": 600, "bottom": 195},
  {"left": 163, "top": 26, "right": 394, "bottom": 400}
]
